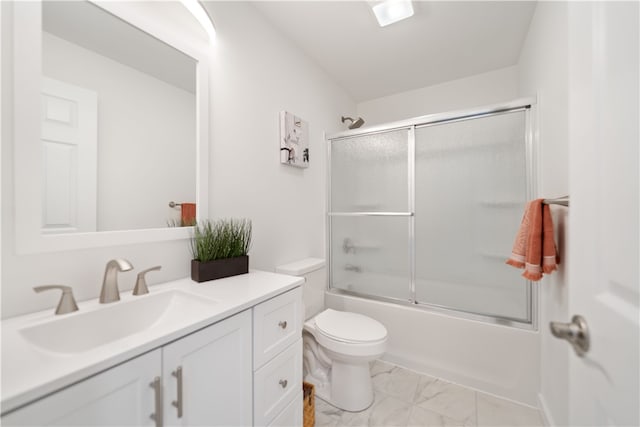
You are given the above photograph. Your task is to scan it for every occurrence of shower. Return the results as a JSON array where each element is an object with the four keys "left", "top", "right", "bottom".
[
  {"left": 341, "top": 116, "right": 365, "bottom": 129},
  {"left": 327, "top": 99, "right": 535, "bottom": 326}
]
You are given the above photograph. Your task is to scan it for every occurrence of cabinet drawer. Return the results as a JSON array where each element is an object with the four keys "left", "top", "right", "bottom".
[
  {"left": 253, "top": 339, "right": 302, "bottom": 426},
  {"left": 268, "top": 392, "right": 302, "bottom": 427},
  {"left": 253, "top": 287, "right": 302, "bottom": 368}
]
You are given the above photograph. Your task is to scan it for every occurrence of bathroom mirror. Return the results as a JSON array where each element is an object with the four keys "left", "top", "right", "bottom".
[{"left": 13, "top": 1, "right": 209, "bottom": 253}]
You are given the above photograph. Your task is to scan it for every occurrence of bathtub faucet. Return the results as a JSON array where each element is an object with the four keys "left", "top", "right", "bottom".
[
  {"left": 343, "top": 238, "right": 355, "bottom": 254},
  {"left": 345, "top": 264, "right": 362, "bottom": 273}
]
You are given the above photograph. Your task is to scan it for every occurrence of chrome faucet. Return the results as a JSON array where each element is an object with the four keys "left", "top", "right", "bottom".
[
  {"left": 343, "top": 237, "right": 356, "bottom": 254},
  {"left": 99, "top": 259, "right": 133, "bottom": 303},
  {"left": 344, "top": 263, "right": 362, "bottom": 273}
]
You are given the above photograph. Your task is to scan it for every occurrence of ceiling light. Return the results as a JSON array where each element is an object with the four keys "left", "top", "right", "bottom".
[
  {"left": 180, "top": 0, "right": 216, "bottom": 41},
  {"left": 372, "top": 0, "right": 414, "bottom": 27}
]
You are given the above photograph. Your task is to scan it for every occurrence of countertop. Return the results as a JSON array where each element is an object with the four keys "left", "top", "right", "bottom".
[{"left": 1, "top": 270, "right": 303, "bottom": 415}]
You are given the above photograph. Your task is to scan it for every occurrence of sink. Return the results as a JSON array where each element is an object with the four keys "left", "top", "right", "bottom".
[{"left": 19, "top": 290, "right": 218, "bottom": 354}]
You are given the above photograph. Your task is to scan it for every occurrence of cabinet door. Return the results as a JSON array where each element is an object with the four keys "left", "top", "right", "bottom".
[
  {"left": 163, "top": 310, "right": 253, "bottom": 426},
  {"left": 2, "top": 350, "right": 161, "bottom": 426}
]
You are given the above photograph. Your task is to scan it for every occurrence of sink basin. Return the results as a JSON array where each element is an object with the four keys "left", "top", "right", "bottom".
[{"left": 19, "top": 290, "right": 218, "bottom": 354}]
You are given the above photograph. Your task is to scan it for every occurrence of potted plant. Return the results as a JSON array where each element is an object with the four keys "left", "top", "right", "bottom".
[{"left": 190, "top": 218, "right": 252, "bottom": 282}]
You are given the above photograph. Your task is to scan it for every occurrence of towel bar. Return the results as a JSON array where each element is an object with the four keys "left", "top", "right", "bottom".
[{"left": 543, "top": 196, "right": 569, "bottom": 207}]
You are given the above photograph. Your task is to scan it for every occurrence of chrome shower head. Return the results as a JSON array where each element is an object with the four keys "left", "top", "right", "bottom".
[{"left": 341, "top": 116, "right": 365, "bottom": 129}]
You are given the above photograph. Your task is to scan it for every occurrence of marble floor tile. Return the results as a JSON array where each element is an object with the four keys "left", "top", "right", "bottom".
[
  {"left": 407, "top": 405, "right": 473, "bottom": 427},
  {"left": 315, "top": 396, "right": 343, "bottom": 427},
  {"left": 476, "top": 392, "right": 544, "bottom": 427},
  {"left": 315, "top": 360, "right": 544, "bottom": 427},
  {"left": 371, "top": 361, "right": 422, "bottom": 403},
  {"left": 340, "top": 392, "right": 413, "bottom": 427},
  {"left": 413, "top": 376, "right": 477, "bottom": 425}
]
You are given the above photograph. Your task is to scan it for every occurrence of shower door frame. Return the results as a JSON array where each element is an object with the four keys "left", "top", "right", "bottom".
[{"left": 326, "top": 97, "right": 538, "bottom": 330}]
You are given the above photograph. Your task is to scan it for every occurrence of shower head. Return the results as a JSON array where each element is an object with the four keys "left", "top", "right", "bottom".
[{"left": 341, "top": 116, "right": 365, "bottom": 129}]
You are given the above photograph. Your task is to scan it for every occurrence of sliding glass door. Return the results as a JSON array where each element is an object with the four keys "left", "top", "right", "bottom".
[
  {"left": 414, "top": 111, "right": 530, "bottom": 320},
  {"left": 328, "top": 103, "right": 534, "bottom": 324}
]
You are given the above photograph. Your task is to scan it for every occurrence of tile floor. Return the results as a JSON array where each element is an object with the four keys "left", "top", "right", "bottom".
[{"left": 315, "top": 360, "right": 544, "bottom": 427}]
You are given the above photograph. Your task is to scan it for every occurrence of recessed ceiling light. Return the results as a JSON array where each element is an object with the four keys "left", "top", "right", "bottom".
[{"left": 372, "top": 0, "right": 414, "bottom": 27}]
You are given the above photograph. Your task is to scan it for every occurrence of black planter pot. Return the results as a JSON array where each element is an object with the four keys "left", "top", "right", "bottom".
[{"left": 191, "top": 255, "right": 249, "bottom": 282}]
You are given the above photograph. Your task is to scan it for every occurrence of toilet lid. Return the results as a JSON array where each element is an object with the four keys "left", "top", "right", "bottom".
[{"left": 314, "top": 309, "right": 387, "bottom": 343}]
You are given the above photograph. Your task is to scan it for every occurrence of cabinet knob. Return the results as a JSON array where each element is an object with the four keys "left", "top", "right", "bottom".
[
  {"left": 278, "top": 321, "right": 288, "bottom": 329},
  {"left": 279, "top": 379, "right": 288, "bottom": 388}
]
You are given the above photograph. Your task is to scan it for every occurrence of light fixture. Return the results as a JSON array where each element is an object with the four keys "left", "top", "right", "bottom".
[
  {"left": 372, "top": 0, "right": 414, "bottom": 27},
  {"left": 180, "top": 0, "right": 216, "bottom": 41}
]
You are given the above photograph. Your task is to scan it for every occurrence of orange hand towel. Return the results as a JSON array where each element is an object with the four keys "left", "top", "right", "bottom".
[
  {"left": 181, "top": 203, "right": 196, "bottom": 226},
  {"left": 506, "top": 199, "right": 559, "bottom": 281}
]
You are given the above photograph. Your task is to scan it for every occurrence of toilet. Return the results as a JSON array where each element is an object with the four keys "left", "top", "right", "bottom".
[{"left": 275, "top": 258, "right": 388, "bottom": 412}]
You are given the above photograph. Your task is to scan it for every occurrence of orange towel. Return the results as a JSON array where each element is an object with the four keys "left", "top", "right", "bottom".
[
  {"left": 181, "top": 203, "right": 196, "bottom": 226},
  {"left": 506, "top": 199, "right": 559, "bottom": 281}
]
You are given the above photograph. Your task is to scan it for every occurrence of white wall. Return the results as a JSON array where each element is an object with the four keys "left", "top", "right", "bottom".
[
  {"left": 357, "top": 66, "right": 519, "bottom": 126},
  {"left": 42, "top": 32, "right": 196, "bottom": 231},
  {"left": 1, "top": 1, "right": 355, "bottom": 318},
  {"left": 516, "top": 3, "right": 570, "bottom": 426},
  {"left": 203, "top": 2, "right": 354, "bottom": 273}
]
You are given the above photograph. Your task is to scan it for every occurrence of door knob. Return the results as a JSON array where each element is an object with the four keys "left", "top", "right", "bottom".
[{"left": 550, "top": 314, "right": 590, "bottom": 357}]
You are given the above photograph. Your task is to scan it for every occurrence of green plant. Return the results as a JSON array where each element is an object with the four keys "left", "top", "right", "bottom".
[{"left": 190, "top": 218, "right": 252, "bottom": 262}]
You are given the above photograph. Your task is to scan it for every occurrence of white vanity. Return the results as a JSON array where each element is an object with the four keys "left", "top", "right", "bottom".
[{"left": 1, "top": 271, "right": 304, "bottom": 426}]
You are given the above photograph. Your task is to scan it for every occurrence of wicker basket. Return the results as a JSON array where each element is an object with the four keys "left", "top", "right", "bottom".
[{"left": 303, "top": 382, "right": 315, "bottom": 427}]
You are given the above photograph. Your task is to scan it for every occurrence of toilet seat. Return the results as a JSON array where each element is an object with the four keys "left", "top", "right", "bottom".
[
  {"left": 314, "top": 309, "right": 387, "bottom": 343},
  {"left": 305, "top": 309, "right": 388, "bottom": 358}
]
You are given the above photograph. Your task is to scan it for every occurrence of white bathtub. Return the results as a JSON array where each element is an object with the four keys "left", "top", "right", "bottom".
[{"left": 325, "top": 290, "right": 540, "bottom": 407}]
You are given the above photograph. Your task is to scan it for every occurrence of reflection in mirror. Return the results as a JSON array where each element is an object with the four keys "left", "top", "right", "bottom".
[{"left": 41, "top": 1, "right": 197, "bottom": 233}]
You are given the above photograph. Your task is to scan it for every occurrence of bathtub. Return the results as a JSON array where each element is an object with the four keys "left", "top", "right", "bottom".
[{"left": 325, "top": 289, "right": 540, "bottom": 407}]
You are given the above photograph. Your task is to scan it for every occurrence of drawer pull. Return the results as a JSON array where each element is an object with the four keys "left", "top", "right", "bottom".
[
  {"left": 278, "top": 321, "right": 288, "bottom": 329},
  {"left": 279, "top": 379, "right": 288, "bottom": 388}
]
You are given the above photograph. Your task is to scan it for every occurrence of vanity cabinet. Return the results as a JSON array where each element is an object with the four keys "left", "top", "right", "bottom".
[
  {"left": 252, "top": 287, "right": 303, "bottom": 426},
  {"left": 3, "top": 310, "right": 252, "bottom": 426},
  {"left": 1, "top": 350, "right": 161, "bottom": 426},
  {"left": 1, "top": 283, "right": 304, "bottom": 427},
  {"left": 162, "top": 309, "right": 252, "bottom": 426}
]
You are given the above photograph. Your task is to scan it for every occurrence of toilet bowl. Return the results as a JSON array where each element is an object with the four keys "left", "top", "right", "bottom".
[
  {"left": 303, "top": 308, "right": 387, "bottom": 411},
  {"left": 275, "top": 258, "right": 388, "bottom": 412}
]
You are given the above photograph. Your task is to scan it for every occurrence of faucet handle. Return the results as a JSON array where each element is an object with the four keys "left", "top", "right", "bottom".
[
  {"left": 33, "top": 285, "right": 79, "bottom": 315},
  {"left": 133, "top": 266, "right": 162, "bottom": 296}
]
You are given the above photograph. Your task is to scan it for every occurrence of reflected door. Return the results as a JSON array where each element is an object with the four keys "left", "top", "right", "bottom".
[{"left": 41, "top": 77, "right": 97, "bottom": 234}]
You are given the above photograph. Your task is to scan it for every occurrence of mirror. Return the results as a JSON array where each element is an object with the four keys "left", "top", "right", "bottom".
[
  {"left": 13, "top": 1, "right": 209, "bottom": 252},
  {"left": 41, "top": 1, "right": 196, "bottom": 233}
]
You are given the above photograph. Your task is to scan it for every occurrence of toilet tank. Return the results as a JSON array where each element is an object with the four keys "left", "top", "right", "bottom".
[{"left": 276, "top": 258, "right": 326, "bottom": 320}]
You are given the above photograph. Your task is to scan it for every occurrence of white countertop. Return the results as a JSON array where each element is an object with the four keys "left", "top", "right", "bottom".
[{"left": 1, "top": 270, "right": 303, "bottom": 414}]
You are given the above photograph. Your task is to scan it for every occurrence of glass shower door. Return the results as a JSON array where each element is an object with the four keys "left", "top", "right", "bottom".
[
  {"left": 414, "top": 111, "right": 531, "bottom": 321},
  {"left": 329, "top": 129, "right": 411, "bottom": 301}
]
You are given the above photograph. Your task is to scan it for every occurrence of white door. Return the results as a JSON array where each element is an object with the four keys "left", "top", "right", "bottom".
[
  {"left": 566, "top": 2, "right": 639, "bottom": 426},
  {"left": 41, "top": 77, "right": 97, "bottom": 234},
  {"left": 1, "top": 350, "right": 161, "bottom": 426},
  {"left": 162, "top": 310, "right": 253, "bottom": 426}
]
